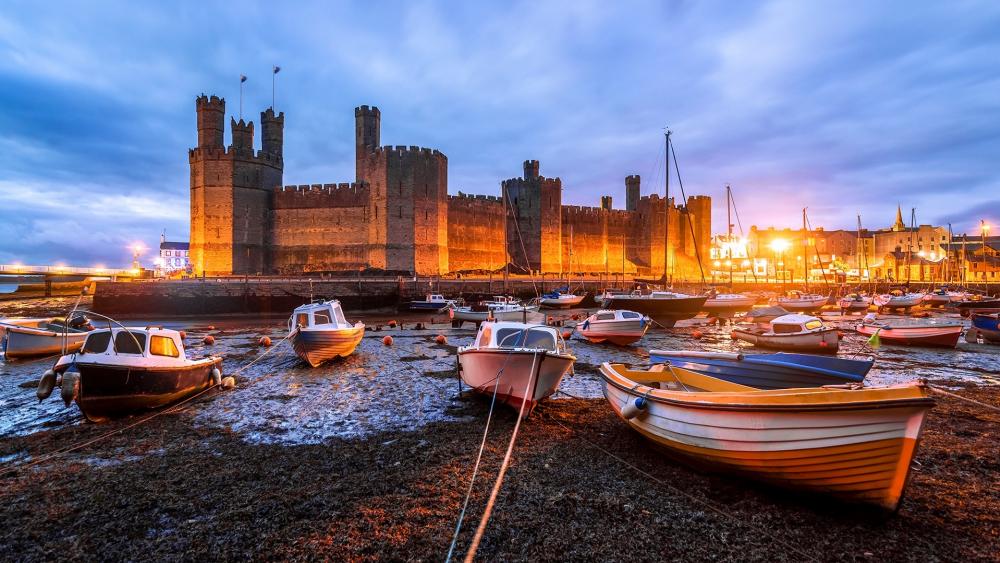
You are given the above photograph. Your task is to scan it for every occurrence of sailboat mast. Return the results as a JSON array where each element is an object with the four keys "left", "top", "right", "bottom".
[
  {"left": 905, "top": 208, "right": 915, "bottom": 286},
  {"left": 727, "top": 184, "right": 733, "bottom": 287},
  {"left": 802, "top": 207, "right": 809, "bottom": 292},
  {"left": 663, "top": 129, "right": 671, "bottom": 286}
]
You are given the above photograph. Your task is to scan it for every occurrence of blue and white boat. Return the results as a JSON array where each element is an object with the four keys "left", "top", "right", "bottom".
[
  {"left": 408, "top": 293, "right": 457, "bottom": 311},
  {"left": 972, "top": 313, "right": 1000, "bottom": 343},
  {"left": 647, "top": 350, "right": 873, "bottom": 390}
]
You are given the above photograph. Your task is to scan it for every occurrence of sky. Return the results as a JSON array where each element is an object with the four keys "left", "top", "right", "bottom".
[{"left": 1, "top": 0, "right": 999, "bottom": 267}]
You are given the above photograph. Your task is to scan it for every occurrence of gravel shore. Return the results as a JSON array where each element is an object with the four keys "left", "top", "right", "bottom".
[{"left": 1, "top": 384, "right": 997, "bottom": 561}]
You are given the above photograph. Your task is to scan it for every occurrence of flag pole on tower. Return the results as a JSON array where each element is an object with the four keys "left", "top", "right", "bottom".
[
  {"left": 239, "top": 74, "right": 247, "bottom": 120},
  {"left": 272, "top": 65, "right": 281, "bottom": 109}
]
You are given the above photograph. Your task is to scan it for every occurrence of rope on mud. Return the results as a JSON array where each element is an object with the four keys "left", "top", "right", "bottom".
[
  {"left": 929, "top": 385, "right": 1000, "bottom": 414},
  {"left": 537, "top": 405, "right": 821, "bottom": 563},
  {"left": 1, "top": 334, "right": 291, "bottom": 478},
  {"left": 462, "top": 352, "right": 541, "bottom": 563}
]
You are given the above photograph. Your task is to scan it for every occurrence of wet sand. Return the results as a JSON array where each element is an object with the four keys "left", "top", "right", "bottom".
[{"left": 1, "top": 296, "right": 999, "bottom": 560}]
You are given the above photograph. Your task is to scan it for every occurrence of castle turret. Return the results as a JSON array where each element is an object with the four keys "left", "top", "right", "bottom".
[
  {"left": 523, "top": 159, "right": 540, "bottom": 179},
  {"left": 355, "top": 105, "right": 381, "bottom": 182},
  {"left": 196, "top": 95, "right": 225, "bottom": 148},
  {"left": 261, "top": 108, "right": 284, "bottom": 157},
  {"left": 601, "top": 196, "right": 613, "bottom": 210},
  {"left": 230, "top": 117, "right": 254, "bottom": 153},
  {"left": 625, "top": 175, "right": 640, "bottom": 212}
]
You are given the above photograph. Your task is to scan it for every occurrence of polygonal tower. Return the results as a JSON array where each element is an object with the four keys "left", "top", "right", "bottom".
[{"left": 501, "top": 160, "right": 562, "bottom": 273}]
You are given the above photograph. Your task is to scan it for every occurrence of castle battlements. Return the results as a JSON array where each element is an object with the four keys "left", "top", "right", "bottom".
[
  {"left": 451, "top": 192, "right": 502, "bottom": 203},
  {"left": 273, "top": 182, "right": 368, "bottom": 209},
  {"left": 187, "top": 146, "right": 283, "bottom": 166}
]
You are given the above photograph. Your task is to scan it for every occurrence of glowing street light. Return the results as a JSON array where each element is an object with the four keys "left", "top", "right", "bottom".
[{"left": 769, "top": 239, "right": 791, "bottom": 253}]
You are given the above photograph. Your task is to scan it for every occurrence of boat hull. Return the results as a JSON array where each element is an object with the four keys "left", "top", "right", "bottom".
[
  {"left": 855, "top": 324, "right": 962, "bottom": 348},
  {"left": 971, "top": 314, "right": 1000, "bottom": 342},
  {"left": 957, "top": 300, "right": 1000, "bottom": 317},
  {"left": 603, "top": 296, "right": 707, "bottom": 328},
  {"left": 291, "top": 324, "right": 365, "bottom": 367},
  {"left": 409, "top": 302, "right": 449, "bottom": 311},
  {"left": 647, "top": 351, "right": 871, "bottom": 389},
  {"left": 775, "top": 298, "right": 828, "bottom": 312},
  {"left": 577, "top": 319, "right": 648, "bottom": 345},
  {"left": 3, "top": 327, "right": 87, "bottom": 359},
  {"left": 539, "top": 296, "right": 584, "bottom": 309},
  {"left": 874, "top": 295, "right": 923, "bottom": 310},
  {"left": 731, "top": 328, "right": 839, "bottom": 354},
  {"left": 458, "top": 349, "right": 575, "bottom": 413},
  {"left": 702, "top": 296, "right": 756, "bottom": 314},
  {"left": 600, "top": 370, "right": 933, "bottom": 511},
  {"left": 452, "top": 307, "right": 538, "bottom": 323},
  {"left": 68, "top": 358, "right": 221, "bottom": 422},
  {"left": 837, "top": 299, "right": 871, "bottom": 313}
]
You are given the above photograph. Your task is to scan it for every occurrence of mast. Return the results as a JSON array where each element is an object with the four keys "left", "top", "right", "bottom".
[
  {"left": 802, "top": 207, "right": 809, "bottom": 292},
  {"left": 663, "top": 129, "right": 671, "bottom": 286},
  {"left": 621, "top": 234, "right": 626, "bottom": 289},
  {"left": 726, "top": 184, "right": 733, "bottom": 288},
  {"left": 905, "top": 208, "right": 915, "bottom": 287}
]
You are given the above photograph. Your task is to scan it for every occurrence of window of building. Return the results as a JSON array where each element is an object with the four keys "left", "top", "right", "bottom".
[{"left": 150, "top": 335, "right": 180, "bottom": 357}]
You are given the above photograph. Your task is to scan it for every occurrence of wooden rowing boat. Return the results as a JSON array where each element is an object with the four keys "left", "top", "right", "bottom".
[
  {"left": 855, "top": 320, "right": 963, "bottom": 348},
  {"left": 598, "top": 362, "right": 933, "bottom": 511}
]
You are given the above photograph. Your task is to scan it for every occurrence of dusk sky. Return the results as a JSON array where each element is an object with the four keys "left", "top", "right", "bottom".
[{"left": 2, "top": 1, "right": 998, "bottom": 267}]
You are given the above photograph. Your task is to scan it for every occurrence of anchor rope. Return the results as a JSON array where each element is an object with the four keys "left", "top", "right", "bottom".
[
  {"left": 928, "top": 385, "right": 1000, "bottom": 414},
  {"left": 1, "top": 333, "right": 291, "bottom": 478}
]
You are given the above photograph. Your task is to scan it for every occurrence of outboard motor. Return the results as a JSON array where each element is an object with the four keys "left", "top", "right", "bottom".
[{"left": 68, "top": 313, "right": 93, "bottom": 331}]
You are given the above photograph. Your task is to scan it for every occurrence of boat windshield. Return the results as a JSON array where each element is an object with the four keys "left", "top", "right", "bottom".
[
  {"left": 804, "top": 320, "right": 824, "bottom": 330},
  {"left": 114, "top": 331, "right": 147, "bottom": 355},
  {"left": 82, "top": 330, "right": 112, "bottom": 354},
  {"left": 495, "top": 328, "right": 556, "bottom": 351},
  {"left": 772, "top": 323, "right": 803, "bottom": 334}
]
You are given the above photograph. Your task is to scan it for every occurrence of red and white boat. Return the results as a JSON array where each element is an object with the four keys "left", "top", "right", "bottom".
[
  {"left": 855, "top": 315, "right": 963, "bottom": 348},
  {"left": 576, "top": 310, "right": 649, "bottom": 345},
  {"left": 773, "top": 291, "right": 828, "bottom": 312},
  {"left": 458, "top": 321, "right": 576, "bottom": 415}
]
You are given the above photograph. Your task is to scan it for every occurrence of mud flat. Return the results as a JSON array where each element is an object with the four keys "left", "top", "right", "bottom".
[{"left": 0, "top": 384, "right": 997, "bottom": 561}]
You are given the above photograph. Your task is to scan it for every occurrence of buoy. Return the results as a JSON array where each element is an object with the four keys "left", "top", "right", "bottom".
[
  {"left": 730, "top": 331, "right": 738, "bottom": 340},
  {"left": 36, "top": 369, "right": 57, "bottom": 401},
  {"left": 221, "top": 376, "right": 236, "bottom": 389},
  {"left": 571, "top": 314, "right": 580, "bottom": 321},
  {"left": 206, "top": 325, "right": 215, "bottom": 331},
  {"left": 211, "top": 367, "right": 222, "bottom": 386},
  {"left": 435, "top": 334, "right": 447, "bottom": 345},
  {"left": 178, "top": 330, "right": 187, "bottom": 340},
  {"left": 562, "top": 330, "right": 572, "bottom": 340},
  {"left": 203, "top": 335, "right": 215, "bottom": 345},
  {"left": 448, "top": 308, "right": 455, "bottom": 320},
  {"left": 621, "top": 396, "right": 648, "bottom": 420},
  {"left": 692, "top": 330, "right": 704, "bottom": 339},
  {"left": 258, "top": 336, "right": 272, "bottom": 347},
  {"left": 383, "top": 335, "right": 394, "bottom": 346},
  {"left": 388, "top": 320, "right": 397, "bottom": 328},
  {"left": 60, "top": 369, "right": 80, "bottom": 407}
]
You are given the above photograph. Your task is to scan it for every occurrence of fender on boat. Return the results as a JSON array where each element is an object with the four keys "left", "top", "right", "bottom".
[
  {"left": 60, "top": 369, "right": 80, "bottom": 407},
  {"left": 621, "top": 396, "right": 648, "bottom": 420},
  {"left": 36, "top": 369, "right": 57, "bottom": 401}
]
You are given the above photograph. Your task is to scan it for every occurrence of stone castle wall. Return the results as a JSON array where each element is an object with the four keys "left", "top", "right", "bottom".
[
  {"left": 447, "top": 193, "right": 506, "bottom": 272},
  {"left": 270, "top": 183, "right": 369, "bottom": 273}
]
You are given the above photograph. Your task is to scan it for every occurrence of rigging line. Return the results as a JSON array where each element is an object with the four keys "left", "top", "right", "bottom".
[
  {"left": 727, "top": 187, "right": 758, "bottom": 283},
  {"left": 804, "top": 212, "right": 830, "bottom": 288},
  {"left": 504, "top": 191, "right": 539, "bottom": 298},
  {"left": 668, "top": 137, "right": 706, "bottom": 284},
  {"left": 536, "top": 408, "right": 821, "bottom": 563}
]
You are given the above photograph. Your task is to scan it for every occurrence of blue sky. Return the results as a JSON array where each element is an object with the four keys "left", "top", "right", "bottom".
[{"left": 1, "top": 1, "right": 999, "bottom": 267}]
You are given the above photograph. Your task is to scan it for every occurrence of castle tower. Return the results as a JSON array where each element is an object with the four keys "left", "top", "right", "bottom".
[
  {"left": 502, "top": 161, "right": 562, "bottom": 273},
  {"left": 625, "top": 175, "right": 640, "bottom": 212},
  {"left": 601, "top": 196, "right": 613, "bottom": 210},
  {"left": 355, "top": 105, "right": 381, "bottom": 183},
  {"left": 685, "top": 195, "right": 712, "bottom": 267},
  {"left": 524, "top": 159, "right": 540, "bottom": 179},
  {"left": 261, "top": 108, "right": 284, "bottom": 157},
  {"left": 190, "top": 94, "right": 282, "bottom": 276}
]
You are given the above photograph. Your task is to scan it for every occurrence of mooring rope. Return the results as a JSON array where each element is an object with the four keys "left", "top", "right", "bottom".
[
  {"left": 0, "top": 333, "right": 291, "bottom": 478},
  {"left": 537, "top": 401, "right": 820, "bottom": 563},
  {"left": 928, "top": 385, "right": 1000, "bottom": 414}
]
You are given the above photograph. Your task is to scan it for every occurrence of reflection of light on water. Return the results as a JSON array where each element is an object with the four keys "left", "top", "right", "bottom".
[{"left": 2, "top": 300, "right": 998, "bottom": 445}]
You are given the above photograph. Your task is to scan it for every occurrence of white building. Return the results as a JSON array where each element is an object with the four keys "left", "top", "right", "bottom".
[{"left": 157, "top": 232, "right": 190, "bottom": 275}]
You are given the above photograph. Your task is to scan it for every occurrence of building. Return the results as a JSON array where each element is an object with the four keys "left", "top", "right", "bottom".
[
  {"left": 157, "top": 232, "right": 191, "bottom": 275},
  {"left": 189, "top": 94, "right": 711, "bottom": 278}
]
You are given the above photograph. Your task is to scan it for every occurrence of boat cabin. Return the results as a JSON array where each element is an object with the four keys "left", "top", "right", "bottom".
[
  {"left": 588, "top": 310, "right": 645, "bottom": 323},
  {"left": 471, "top": 321, "right": 565, "bottom": 352},
  {"left": 74, "top": 327, "right": 190, "bottom": 365},
  {"left": 769, "top": 314, "right": 825, "bottom": 334},
  {"left": 289, "top": 300, "right": 351, "bottom": 331},
  {"left": 424, "top": 294, "right": 448, "bottom": 303}
]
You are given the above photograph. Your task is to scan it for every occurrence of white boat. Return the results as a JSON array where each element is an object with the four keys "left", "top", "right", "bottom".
[
  {"left": 596, "top": 289, "right": 631, "bottom": 307},
  {"left": 538, "top": 291, "right": 585, "bottom": 309},
  {"left": 873, "top": 291, "right": 924, "bottom": 311},
  {"left": 1, "top": 315, "right": 93, "bottom": 359},
  {"left": 702, "top": 292, "right": 756, "bottom": 314},
  {"left": 731, "top": 313, "right": 839, "bottom": 354},
  {"left": 921, "top": 289, "right": 966, "bottom": 307},
  {"left": 576, "top": 310, "right": 649, "bottom": 345},
  {"left": 457, "top": 321, "right": 576, "bottom": 415},
  {"left": 773, "top": 291, "right": 828, "bottom": 312},
  {"left": 408, "top": 293, "right": 456, "bottom": 311},
  {"left": 43, "top": 326, "right": 223, "bottom": 422},
  {"left": 450, "top": 296, "right": 539, "bottom": 325},
  {"left": 288, "top": 300, "right": 365, "bottom": 367},
  {"left": 837, "top": 293, "right": 872, "bottom": 314}
]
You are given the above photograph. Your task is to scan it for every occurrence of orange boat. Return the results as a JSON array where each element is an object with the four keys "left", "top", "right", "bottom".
[
  {"left": 599, "top": 362, "right": 934, "bottom": 511},
  {"left": 855, "top": 319, "right": 963, "bottom": 348}
]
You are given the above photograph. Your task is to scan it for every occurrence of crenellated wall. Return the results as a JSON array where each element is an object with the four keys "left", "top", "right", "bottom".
[
  {"left": 270, "top": 183, "right": 369, "bottom": 273},
  {"left": 447, "top": 192, "right": 506, "bottom": 272},
  {"left": 502, "top": 161, "right": 562, "bottom": 273}
]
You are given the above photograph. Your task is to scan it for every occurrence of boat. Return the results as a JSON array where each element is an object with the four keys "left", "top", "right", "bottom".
[
  {"left": 602, "top": 290, "right": 707, "bottom": 328},
  {"left": 648, "top": 350, "right": 872, "bottom": 389},
  {"left": 837, "top": 293, "right": 872, "bottom": 314},
  {"left": 955, "top": 297, "right": 1000, "bottom": 317},
  {"left": 1, "top": 314, "right": 93, "bottom": 359},
  {"left": 743, "top": 305, "right": 790, "bottom": 326},
  {"left": 457, "top": 321, "right": 576, "bottom": 414},
  {"left": 538, "top": 290, "right": 585, "bottom": 309},
  {"left": 921, "top": 289, "right": 965, "bottom": 307},
  {"left": 971, "top": 313, "right": 1000, "bottom": 343},
  {"left": 873, "top": 291, "right": 923, "bottom": 311},
  {"left": 701, "top": 291, "right": 756, "bottom": 314},
  {"left": 408, "top": 293, "right": 456, "bottom": 311},
  {"left": 855, "top": 315, "right": 963, "bottom": 348},
  {"left": 731, "top": 314, "right": 839, "bottom": 353},
  {"left": 773, "top": 291, "right": 828, "bottom": 312},
  {"left": 598, "top": 362, "right": 934, "bottom": 511},
  {"left": 576, "top": 310, "right": 649, "bottom": 345},
  {"left": 596, "top": 288, "right": 631, "bottom": 307},
  {"left": 450, "top": 296, "right": 539, "bottom": 326},
  {"left": 44, "top": 326, "right": 223, "bottom": 422},
  {"left": 288, "top": 300, "right": 365, "bottom": 367}
]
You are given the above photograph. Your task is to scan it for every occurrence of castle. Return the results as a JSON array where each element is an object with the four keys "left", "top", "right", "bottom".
[{"left": 189, "top": 95, "right": 711, "bottom": 278}]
